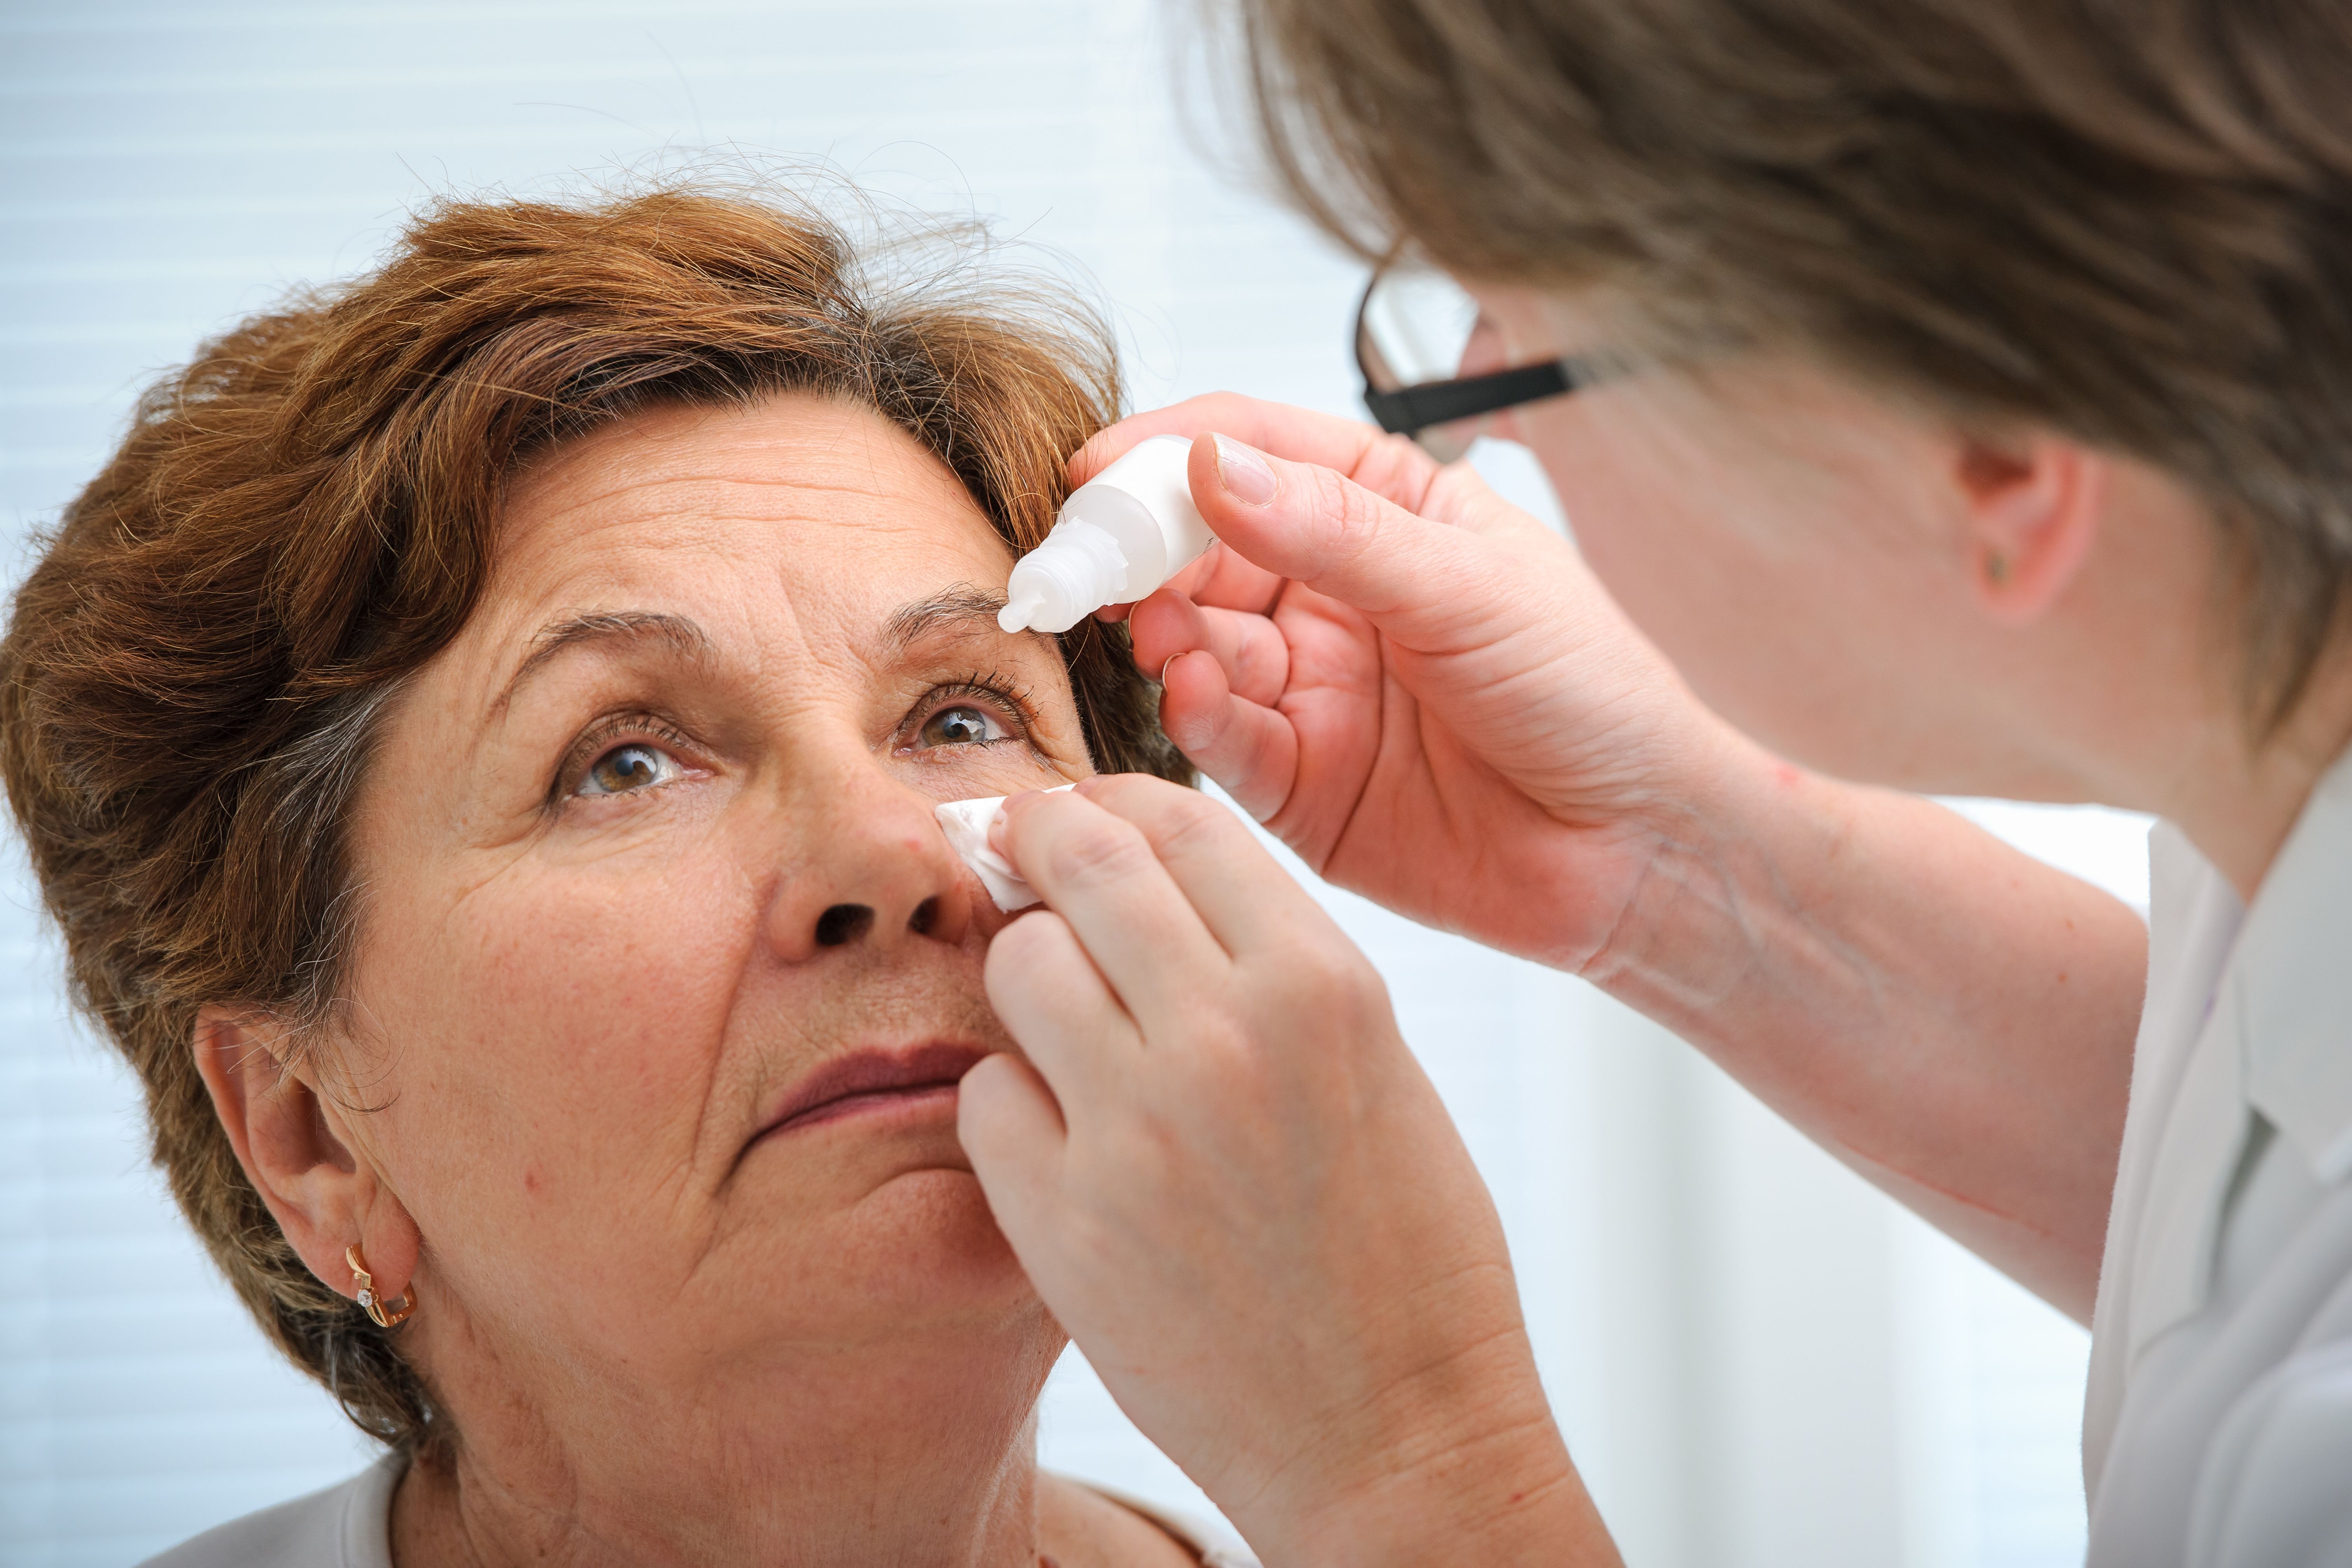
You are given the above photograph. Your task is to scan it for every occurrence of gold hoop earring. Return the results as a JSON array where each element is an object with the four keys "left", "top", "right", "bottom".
[{"left": 346, "top": 1243, "right": 415, "bottom": 1328}]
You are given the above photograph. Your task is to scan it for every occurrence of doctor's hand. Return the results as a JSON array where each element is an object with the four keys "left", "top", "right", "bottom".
[
  {"left": 957, "top": 776, "right": 1617, "bottom": 1568},
  {"left": 1071, "top": 394, "right": 1746, "bottom": 971}
]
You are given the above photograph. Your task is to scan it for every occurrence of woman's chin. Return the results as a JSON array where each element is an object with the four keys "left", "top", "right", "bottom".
[
  {"left": 857, "top": 1166, "right": 1034, "bottom": 1302},
  {"left": 721, "top": 1165, "right": 1040, "bottom": 1337}
]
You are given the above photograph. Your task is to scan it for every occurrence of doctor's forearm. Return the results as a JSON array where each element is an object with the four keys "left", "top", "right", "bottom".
[{"left": 1582, "top": 750, "right": 2146, "bottom": 1320}]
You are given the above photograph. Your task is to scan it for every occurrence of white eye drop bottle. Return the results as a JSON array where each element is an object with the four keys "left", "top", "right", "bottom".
[{"left": 998, "top": 434, "right": 1213, "bottom": 634}]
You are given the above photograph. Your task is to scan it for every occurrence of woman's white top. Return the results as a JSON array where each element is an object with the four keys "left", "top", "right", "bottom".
[
  {"left": 138, "top": 1452, "right": 1259, "bottom": 1568},
  {"left": 2085, "top": 749, "right": 2352, "bottom": 1565}
]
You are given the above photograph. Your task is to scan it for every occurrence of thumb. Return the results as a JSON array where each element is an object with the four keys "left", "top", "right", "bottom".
[
  {"left": 956, "top": 1053, "right": 1069, "bottom": 1242},
  {"left": 1192, "top": 434, "right": 1519, "bottom": 652}
]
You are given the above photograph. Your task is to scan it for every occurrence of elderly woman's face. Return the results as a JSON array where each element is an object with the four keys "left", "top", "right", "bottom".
[{"left": 340, "top": 396, "right": 1082, "bottom": 1379}]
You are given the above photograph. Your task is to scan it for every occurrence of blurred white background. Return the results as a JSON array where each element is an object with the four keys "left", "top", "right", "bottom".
[{"left": 0, "top": 4, "right": 2142, "bottom": 1563}]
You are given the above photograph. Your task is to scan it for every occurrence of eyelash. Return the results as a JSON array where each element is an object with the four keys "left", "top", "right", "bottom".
[
  {"left": 900, "top": 672, "right": 1040, "bottom": 753},
  {"left": 554, "top": 712, "right": 702, "bottom": 805},
  {"left": 551, "top": 673, "right": 1040, "bottom": 805}
]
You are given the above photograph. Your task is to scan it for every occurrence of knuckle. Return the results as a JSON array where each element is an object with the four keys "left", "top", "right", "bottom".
[
  {"left": 1161, "top": 687, "right": 1225, "bottom": 758},
  {"left": 1043, "top": 814, "right": 1157, "bottom": 891},
  {"left": 1334, "top": 477, "right": 1391, "bottom": 545},
  {"left": 1286, "top": 940, "right": 1388, "bottom": 1020},
  {"left": 984, "top": 909, "right": 1069, "bottom": 981},
  {"left": 1308, "top": 468, "right": 1388, "bottom": 566},
  {"left": 1363, "top": 428, "right": 1442, "bottom": 503},
  {"left": 1081, "top": 770, "right": 1157, "bottom": 802},
  {"left": 1228, "top": 622, "right": 1289, "bottom": 693},
  {"left": 1090, "top": 774, "right": 1248, "bottom": 863},
  {"left": 1154, "top": 789, "right": 1242, "bottom": 859},
  {"left": 1190, "top": 1015, "right": 1267, "bottom": 1077},
  {"left": 1193, "top": 390, "right": 1260, "bottom": 427}
]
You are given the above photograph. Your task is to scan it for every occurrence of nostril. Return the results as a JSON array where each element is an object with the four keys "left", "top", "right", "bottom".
[
  {"left": 908, "top": 896, "right": 940, "bottom": 936},
  {"left": 814, "top": 903, "right": 874, "bottom": 947}
]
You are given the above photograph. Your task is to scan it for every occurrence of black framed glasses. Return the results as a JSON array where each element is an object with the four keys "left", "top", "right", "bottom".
[{"left": 1354, "top": 261, "right": 1600, "bottom": 462}]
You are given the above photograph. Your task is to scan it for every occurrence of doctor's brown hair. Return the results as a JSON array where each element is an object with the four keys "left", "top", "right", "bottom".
[
  {"left": 0, "top": 185, "right": 1182, "bottom": 1457},
  {"left": 1237, "top": 0, "right": 2352, "bottom": 723}
]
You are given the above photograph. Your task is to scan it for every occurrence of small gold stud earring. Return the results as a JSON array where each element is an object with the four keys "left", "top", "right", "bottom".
[{"left": 346, "top": 1243, "right": 414, "bottom": 1328}]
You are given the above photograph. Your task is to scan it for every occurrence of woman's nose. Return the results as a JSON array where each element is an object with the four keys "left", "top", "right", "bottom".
[{"left": 762, "top": 766, "right": 977, "bottom": 964}]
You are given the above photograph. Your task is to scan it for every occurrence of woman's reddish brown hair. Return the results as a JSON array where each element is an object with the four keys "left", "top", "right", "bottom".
[{"left": 0, "top": 183, "right": 1184, "bottom": 1456}]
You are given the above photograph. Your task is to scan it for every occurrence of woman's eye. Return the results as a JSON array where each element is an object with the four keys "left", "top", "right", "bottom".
[
  {"left": 919, "top": 704, "right": 1007, "bottom": 749},
  {"left": 576, "top": 742, "right": 680, "bottom": 797}
]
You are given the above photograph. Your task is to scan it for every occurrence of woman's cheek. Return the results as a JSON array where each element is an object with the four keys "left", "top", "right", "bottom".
[{"left": 372, "top": 834, "right": 760, "bottom": 1234}]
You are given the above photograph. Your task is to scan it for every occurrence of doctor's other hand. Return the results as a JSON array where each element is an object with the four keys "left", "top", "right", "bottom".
[
  {"left": 957, "top": 777, "right": 1618, "bottom": 1568},
  {"left": 1070, "top": 394, "right": 1741, "bottom": 971}
]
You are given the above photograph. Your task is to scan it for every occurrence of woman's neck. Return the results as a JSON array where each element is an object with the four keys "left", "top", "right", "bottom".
[{"left": 390, "top": 1313, "right": 1067, "bottom": 1568}]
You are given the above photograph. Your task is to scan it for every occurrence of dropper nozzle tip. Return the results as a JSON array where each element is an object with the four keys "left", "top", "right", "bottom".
[{"left": 999, "top": 594, "right": 1040, "bottom": 633}]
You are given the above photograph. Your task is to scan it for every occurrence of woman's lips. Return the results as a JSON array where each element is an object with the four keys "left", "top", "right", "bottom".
[{"left": 756, "top": 1042, "right": 989, "bottom": 1141}]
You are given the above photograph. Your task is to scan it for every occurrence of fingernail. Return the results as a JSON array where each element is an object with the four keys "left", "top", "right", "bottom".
[{"left": 1213, "top": 434, "right": 1276, "bottom": 507}]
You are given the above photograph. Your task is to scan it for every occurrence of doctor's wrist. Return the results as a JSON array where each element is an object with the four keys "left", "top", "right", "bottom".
[
  {"left": 1244, "top": 1332, "right": 1620, "bottom": 1568},
  {"left": 1569, "top": 713, "right": 1801, "bottom": 986}
]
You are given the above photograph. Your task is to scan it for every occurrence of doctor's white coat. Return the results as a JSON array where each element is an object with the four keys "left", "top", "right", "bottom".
[{"left": 2086, "top": 753, "right": 2352, "bottom": 1564}]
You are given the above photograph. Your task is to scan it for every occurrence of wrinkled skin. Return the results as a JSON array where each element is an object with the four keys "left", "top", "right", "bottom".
[{"left": 198, "top": 395, "right": 1199, "bottom": 1568}]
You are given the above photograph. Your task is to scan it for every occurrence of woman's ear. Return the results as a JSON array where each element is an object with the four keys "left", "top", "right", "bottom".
[
  {"left": 192, "top": 1006, "right": 421, "bottom": 1309},
  {"left": 1954, "top": 431, "right": 2105, "bottom": 622}
]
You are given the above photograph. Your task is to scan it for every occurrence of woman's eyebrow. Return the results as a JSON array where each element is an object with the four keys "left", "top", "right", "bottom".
[
  {"left": 882, "top": 587, "right": 1018, "bottom": 654},
  {"left": 495, "top": 610, "right": 712, "bottom": 714}
]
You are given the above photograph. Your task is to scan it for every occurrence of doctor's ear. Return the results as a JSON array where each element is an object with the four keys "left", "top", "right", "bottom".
[{"left": 1953, "top": 430, "right": 2105, "bottom": 623}]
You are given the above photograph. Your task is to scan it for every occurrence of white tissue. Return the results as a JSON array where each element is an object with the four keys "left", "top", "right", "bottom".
[{"left": 935, "top": 784, "right": 1075, "bottom": 911}]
